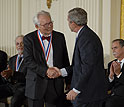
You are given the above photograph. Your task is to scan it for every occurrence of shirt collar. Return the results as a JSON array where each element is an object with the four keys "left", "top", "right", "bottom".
[
  {"left": 76, "top": 26, "right": 84, "bottom": 39},
  {"left": 117, "top": 58, "right": 124, "bottom": 63},
  {"left": 39, "top": 31, "right": 51, "bottom": 37},
  {"left": 18, "top": 54, "right": 23, "bottom": 58},
  {"left": 117, "top": 58, "right": 124, "bottom": 68}
]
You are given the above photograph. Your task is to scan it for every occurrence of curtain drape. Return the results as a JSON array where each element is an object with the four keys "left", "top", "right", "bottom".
[{"left": 121, "top": 0, "right": 124, "bottom": 39}]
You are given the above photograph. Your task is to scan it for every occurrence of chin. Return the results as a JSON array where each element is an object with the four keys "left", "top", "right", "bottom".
[{"left": 18, "top": 50, "right": 23, "bottom": 54}]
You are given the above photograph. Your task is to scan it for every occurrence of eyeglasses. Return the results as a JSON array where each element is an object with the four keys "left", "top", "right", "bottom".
[
  {"left": 40, "top": 21, "right": 53, "bottom": 28},
  {"left": 16, "top": 42, "right": 24, "bottom": 46}
]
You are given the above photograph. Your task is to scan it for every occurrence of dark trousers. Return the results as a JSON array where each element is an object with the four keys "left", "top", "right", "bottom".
[
  {"left": 0, "top": 84, "right": 13, "bottom": 99},
  {"left": 105, "top": 95, "right": 124, "bottom": 107},
  {"left": 73, "top": 100, "right": 105, "bottom": 107},
  {"left": 11, "top": 88, "right": 26, "bottom": 107},
  {"left": 0, "top": 83, "right": 26, "bottom": 107},
  {"left": 28, "top": 80, "right": 65, "bottom": 107}
]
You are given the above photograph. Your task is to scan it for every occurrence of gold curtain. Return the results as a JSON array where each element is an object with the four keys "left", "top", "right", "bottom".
[{"left": 121, "top": 0, "right": 124, "bottom": 39}]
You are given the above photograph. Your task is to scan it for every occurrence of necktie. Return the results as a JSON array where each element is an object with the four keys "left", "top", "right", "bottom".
[
  {"left": 42, "top": 36, "right": 50, "bottom": 41},
  {"left": 18, "top": 56, "right": 22, "bottom": 64}
]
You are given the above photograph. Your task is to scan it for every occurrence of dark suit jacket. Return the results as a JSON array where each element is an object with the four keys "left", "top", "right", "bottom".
[
  {"left": 107, "top": 59, "right": 124, "bottom": 97},
  {"left": 8, "top": 55, "right": 27, "bottom": 92},
  {"left": 0, "top": 50, "right": 7, "bottom": 85},
  {"left": 66, "top": 25, "right": 106, "bottom": 104},
  {"left": 23, "top": 30, "right": 70, "bottom": 99},
  {"left": 0, "top": 50, "right": 7, "bottom": 72}
]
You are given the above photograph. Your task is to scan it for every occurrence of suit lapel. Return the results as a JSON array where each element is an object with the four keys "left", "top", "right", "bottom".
[
  {"left": 34, "top": 31, "right": 46, "bottom": 62},
  {"left": 121, "top": 63, "right": 124, "bottom": 72},
  {"left": 72, "top": 25, "right": 87, "bottom": 65},
  {"left": 52, "top": 31, "right": 56, "bottom": 66}
]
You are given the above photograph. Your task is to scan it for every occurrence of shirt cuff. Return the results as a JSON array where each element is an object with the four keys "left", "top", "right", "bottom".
[
  {"left": 117, "top": 72, "right": 122, "bottom": 78},
  {"left": 73, "top": 88, "right": 81, "bottom": 94},
  {"left": 60, "top": 68, "right": 68, "bottom": 77},
  {"left": 109, "top": 76, "right": 114, "bottom": 82}
]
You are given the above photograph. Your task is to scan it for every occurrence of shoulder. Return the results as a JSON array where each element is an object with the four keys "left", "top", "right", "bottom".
[
  {"left": 108, "top": 59, "right": 117, "bottom": 66},
  {"left": 52, "top": 30, "right": 65, "bottom": 40},
  {"left": 0, "top": 50, "right": 7, "bottom": 56},
  {"left": 24, "top": 30, "right": 38, "bottom": 43},
  {"left": 24, "top": 30, "right": 37, "bottom": 39},
  {"left": 9, "top": 54, "right": 18, "bottom": 61}
]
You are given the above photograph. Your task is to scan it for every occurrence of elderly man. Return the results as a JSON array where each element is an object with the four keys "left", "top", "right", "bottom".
[
  {"left": 1, "top": 35, "right": 27, "bottom": 107},
  {"left": 23, "top": 10, "right": 70, "bottom": 107},
  {"left": 105, "top": 39, "right": 124, "bottom": 107}
]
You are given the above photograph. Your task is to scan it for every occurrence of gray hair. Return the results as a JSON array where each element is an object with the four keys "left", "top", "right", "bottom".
[
  {"left": 33, "top": 10, "right": 51, "bottom": 26},
  {"left": 68, "top": 7, "right": 87, "bottom": 26},
  {"left": 15, "top": 35, "right": 24, "bottom": 43},
  {"left": 112, "top": 39, "right": 124, "bottom": 47}
]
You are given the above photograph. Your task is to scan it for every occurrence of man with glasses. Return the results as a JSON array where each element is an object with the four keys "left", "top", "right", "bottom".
[{"left": 23, "top": 10, "right": 70, "bottom": 107}]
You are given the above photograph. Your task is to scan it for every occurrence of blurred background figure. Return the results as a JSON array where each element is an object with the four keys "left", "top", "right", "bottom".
[{"left": 1, "top": 35, "right": 27, "bottom": 107}]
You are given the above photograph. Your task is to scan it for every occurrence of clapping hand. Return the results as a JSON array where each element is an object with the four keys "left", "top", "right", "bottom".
[
  {"left": 109, "top": 61, "right": 121, "bottom": 79},
  {"left": 47, "top": 67, "right": 61, "bottom": 79},
  {"left": 1, "top": 66, "right": 12, "bottom": 79},
  {"left": 112, "top": 61, "right": 121, "bottom": 76}
]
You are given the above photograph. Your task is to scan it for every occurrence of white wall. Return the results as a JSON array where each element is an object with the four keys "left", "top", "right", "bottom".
[{"left": 0, "top": 0, "right": 121, "bottom": 67}]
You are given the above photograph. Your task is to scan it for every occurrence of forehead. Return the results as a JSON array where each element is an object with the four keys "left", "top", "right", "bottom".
[
  {"left": 112, "top": 41, "right": 120, "bottom": 47},
  {"left": 16, "top": 37, "right": 23, "bottom": 42},
  {"left": 38, "top": 15, "right": 51, "bottom": 23}
]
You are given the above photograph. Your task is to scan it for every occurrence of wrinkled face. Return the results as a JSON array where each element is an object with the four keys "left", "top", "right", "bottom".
[
  {"left": 37, "top": 15, "right": 53, "bottom": 36},
  {"left": 112, "top": 41, "right": 124, "bottom": 60},
  {"left": 15, "top": 37, "right": 24, "bottom": 55}
]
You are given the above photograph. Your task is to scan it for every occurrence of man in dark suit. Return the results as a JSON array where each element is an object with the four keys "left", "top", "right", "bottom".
[
  {"left": 23, "top": 10, "right": 70, "bottom": 107},
  {"left": 1, "top": 35, "right": 27, "bottom": 107},
  {"left": 105, "top": 39, "right": 124, "bottom": 107},
  {"left": 0, "top": 50, "right": 13, "bottom": 99},
  {"left": 53, "top": 7, "right": 106, "bottom": 107}
]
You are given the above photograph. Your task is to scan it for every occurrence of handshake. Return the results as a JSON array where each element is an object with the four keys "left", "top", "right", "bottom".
[{"left": 46, "top": 67, "right": 61, "bottom": 79}]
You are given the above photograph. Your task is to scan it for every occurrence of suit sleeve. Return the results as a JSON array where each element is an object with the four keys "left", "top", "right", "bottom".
[
  {"left": 61, "top": 35, "right": 71, "bottom": 85},
  {"left": 23, "top": 35, "right": 48, "bottom": 77}
]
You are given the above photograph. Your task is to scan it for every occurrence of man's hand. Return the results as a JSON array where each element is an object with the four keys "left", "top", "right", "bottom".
[
  {"left": 112, "top": 61, "right": 121, "bottom": 76},
  {"left": 66, "top": 90, "right": 78, "bottom": 100},
  {"left": 109, "top": 63, "right": 114, "bottom": 79},
  {"left": 47, "top": 67, "right": 61, "bottom": 79},
  {"left": 1, "top": 66, "right": 13, "bottom": 79}
]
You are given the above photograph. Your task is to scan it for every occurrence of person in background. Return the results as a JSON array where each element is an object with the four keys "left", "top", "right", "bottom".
[
  {"left": 0, "top": 50, "right": 12, "bottom": 99},
  {"left": 23, "top": 10, "right": 70, "bottom": 107},
  {"left": 1, "top": 35, "right": 27, "bottom": 107},
  {"left": 105, "top": 39, "right": 124, "bottom": 107}
]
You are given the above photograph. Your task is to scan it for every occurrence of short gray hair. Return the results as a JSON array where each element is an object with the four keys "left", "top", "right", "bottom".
[
  {"left": 15, "top": 35, "right": 24, "bottom": 43},
  {"left": 33, "top": 10, "right": 51, "bottom": 26},
  {"left": 68, "top": 7, "right": 87, "bottom": 26}
]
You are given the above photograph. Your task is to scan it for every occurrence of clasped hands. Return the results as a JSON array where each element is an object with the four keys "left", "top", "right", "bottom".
[
  {"left": 109, "top": 61, "right": 121, "bottom": 79},
  {"left": 46, "top": 67, "right": 61, "bottom": 79}
]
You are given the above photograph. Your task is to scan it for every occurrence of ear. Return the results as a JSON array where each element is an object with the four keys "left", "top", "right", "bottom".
[
  {"left": 122, "top": 46, "right": 124, "bottom": 52},
  {"left": 35, "top": 25, "right": 39, "bottom": 30}
]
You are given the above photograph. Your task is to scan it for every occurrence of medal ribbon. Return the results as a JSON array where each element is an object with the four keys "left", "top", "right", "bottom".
[
  {"left": 16, "top": 55, "right": 23, "bottom": 71},
  {"left": 37, "top": 30, "right": 52, "bottom": 62}
]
